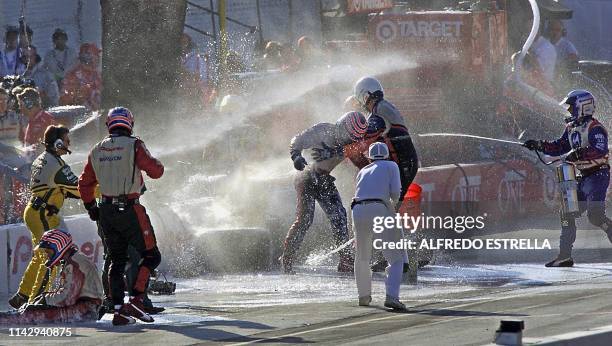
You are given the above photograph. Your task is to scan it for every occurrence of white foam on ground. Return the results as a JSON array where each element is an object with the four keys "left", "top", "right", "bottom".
[
  {"left": 164, "top": 263, "right": 612, "bottom": 308},
  {"left": 98, "top": 313, "right": 230, "bottom": 326}
]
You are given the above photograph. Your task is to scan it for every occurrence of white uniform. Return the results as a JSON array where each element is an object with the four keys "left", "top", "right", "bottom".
[
  {"left": 533, "top": 36, "right": 557, "bottom": 82},
  {"left": 352, "top": 160, "right": 407, "bottom": 299}
]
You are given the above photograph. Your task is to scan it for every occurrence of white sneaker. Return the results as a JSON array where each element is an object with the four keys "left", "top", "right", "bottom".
[
  {"left": 384, "top": 295, "right": 406, "bottom": 310},
  {"left": 358, "top": 295, "right": 372, "bottom": 306}
]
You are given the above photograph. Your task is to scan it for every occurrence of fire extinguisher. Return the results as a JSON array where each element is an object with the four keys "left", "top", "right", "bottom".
[{"left": 556, "top": 162, "right": 580, "bottom": 217}]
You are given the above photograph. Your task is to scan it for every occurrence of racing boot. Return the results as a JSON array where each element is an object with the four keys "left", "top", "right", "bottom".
[
  {"left": 338, "top": 252, "right": 354, "bottom": 273},
  {"left": 545, "top": 257, "right": 574, "bottom": 267},
  {"left": 142, "top": 294, "right": 165, "bottom": 314},
  {"left": 8, "top": 292, "right": 28, "bottom": 310},
  {"left": 112, "top": 305, "right": 136, "bottom": 326},
  {"left": 98, "top": 297, "right": 114, "bottom": 320},
  {"left": 358, "top": 295, "right": 372, "bottom": 307},
  {"left": 124, "top": 295, "right": 154, "bottom": 322},
  {"left": 384, "top": 295, "right": 407, "bottom": 311}
]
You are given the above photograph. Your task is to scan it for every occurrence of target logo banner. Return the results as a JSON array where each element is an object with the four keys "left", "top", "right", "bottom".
[
  {"left": 376, "top": 20, "right": 397, "bottom": 42},
  {"left": 374, "top": 17, "right": 464, "bottom": 43}
]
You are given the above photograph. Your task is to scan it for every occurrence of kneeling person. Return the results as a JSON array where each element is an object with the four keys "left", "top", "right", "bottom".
[
  {"left": 352, "top": 142, "right": 407, "bottom": 310},
  {"left": 0, "top": 229, "right": 103, "bottom": 324}
]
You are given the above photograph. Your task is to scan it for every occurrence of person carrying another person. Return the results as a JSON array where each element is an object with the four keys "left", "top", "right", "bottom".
[
  {"left": 79, "top": 107, "right": 164, "bottom": 326},
  {"left": 352, "top": 142, "right": 407, "bottom": 310},
  {"left": 60, "top": 43, "right": 102, "bottom": 110},
  {"left": 281, "top": 111, "right": 369, "bottom": 274},
  {"left": 0, "top": 229, "right": 104, "bottom": 324},
  {"left": 316, "top": 77, "right": 419, "bottom": 272},
  {"left": 21, "top": 45, "right": 59, "bottom": 107},
  {"left": 43, "top": 28, "right": 78, "bottom": 89},
  {"left": 8, "top": 125, "right": 80, "bottom": 309}
]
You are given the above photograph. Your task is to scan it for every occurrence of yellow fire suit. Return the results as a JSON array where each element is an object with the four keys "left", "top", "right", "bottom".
[{"left": 18, "top": 149, "right": 79, "bottom": 301}]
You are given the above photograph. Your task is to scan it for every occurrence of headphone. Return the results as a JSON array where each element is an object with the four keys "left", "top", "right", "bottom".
[{"left": 53, "top": 138, "right": 71, "bottom": 154}]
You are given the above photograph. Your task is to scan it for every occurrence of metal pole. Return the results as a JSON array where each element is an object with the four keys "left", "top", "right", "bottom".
[
  {"left": 218, "top": 0, "right": 227, "bottom": 95},
  {"left": 210, "top": 0, "right": 217, "bottom": 45},
  {"left": 288, "top": 0, "right": 293, "bottom": 43},
  {"left": 188, "top": 1, "right": 255, "bottom": 31},
  {"left": 256, "top": 0, "right": 264, "bottom": 43}
]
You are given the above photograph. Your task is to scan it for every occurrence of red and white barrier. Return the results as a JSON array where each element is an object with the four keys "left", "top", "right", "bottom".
[{"left": 0, "top": 214, "right": 100, "bottom": 295}]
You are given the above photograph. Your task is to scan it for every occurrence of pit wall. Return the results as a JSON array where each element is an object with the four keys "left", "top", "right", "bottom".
[{"left": 0, "top": 215, "right": 101, "bottom": 296}]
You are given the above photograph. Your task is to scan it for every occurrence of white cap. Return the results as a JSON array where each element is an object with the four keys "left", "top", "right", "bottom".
[{"left": 368, "top": 142, "right": 389, "bottom": 160}]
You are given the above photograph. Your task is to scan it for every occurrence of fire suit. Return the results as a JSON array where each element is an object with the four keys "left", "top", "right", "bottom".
[
  {"left": 21, "top": 109, "right": 55, "bottom": 147},
  {"left": 79, "top": 134, "right": 164, "bottom": 307},
  {"left": 284, "top": 123, "right": 352, "bottom": 271},
  {"left": 17, "top": 150, "right": 79, "bottom": 301},
  {"left": 347, "top": 99, "right": 419, "bottom": 202},
  {"left": 541, "top": 117, "right": 612, "bottom": 258},
  {"left": 0, "top": 252, "right": 104, "bottom": 324},
  {"left": 352, "top": 159, "right": 407, "bottom": 300},
  {"left": 60, "top": 65, "right": 102, "bottom": 110}
]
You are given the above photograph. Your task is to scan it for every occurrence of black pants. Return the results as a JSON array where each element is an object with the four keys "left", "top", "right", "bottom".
[
  {"left": 390, "top": 135, "right": 419, "bottom": 203},
  {"left": 99, "top": 203, "right": 161, "bottom": 306}
]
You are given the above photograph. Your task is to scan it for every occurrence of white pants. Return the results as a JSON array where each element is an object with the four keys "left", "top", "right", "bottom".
[{"left": 352, "top": 203, "right": 407, "bottom": 299}]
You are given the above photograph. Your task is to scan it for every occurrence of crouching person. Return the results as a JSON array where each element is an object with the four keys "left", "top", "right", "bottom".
[
  {"left": 352, "top": 142, "right": 407, "bottom": 310},
  {"left": 0, "top": 229, "right": 104, "bottom": 324}
]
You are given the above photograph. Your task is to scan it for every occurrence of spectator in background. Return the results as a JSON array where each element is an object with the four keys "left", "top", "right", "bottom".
[
  {"left": 279, "top": 43, "right": 299, "bottom": 72},
  {"left": 261, "top": 41, "right": 282, "bottom": 70},
  {"left": 532, "top": 29, "right": 557, "bottom": 84},
  {"left": 22, "top": 46, "right": 59, "bottom": 108},
  {"left": 1, "top": 26, "right": 25, "bottom": 77},
  {"left": 179, "top": 33, "right": 215, "bottom": 107},
  {"left": 547, "top": 20, "right": 579, "bottom": 82},
  {"left": 295, "top": 36, "right": 325, "bottom": 70},
  {"left": 60, "top": 43, "right": 102, "bottom": 110},
  {"left": 0, "top": 87, "right": 22, "bottom": 143},
  {"left": 43, "top": 29, "right": 78, "bottom": 89},
  {"left": 510, "top": 50, "right": 555, "bottom": 97},
  {"left": 17, "top": 88, "right": 55, "bottom": 149}
]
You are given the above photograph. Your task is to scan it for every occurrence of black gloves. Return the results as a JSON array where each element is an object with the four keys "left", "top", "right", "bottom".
[
  {"left": 522, "top": 139, "right": 543, "bottom": 151},
  {"left": 84, "top": 201, "right": 100, "bottom": 221},
  {"left": 293, "top": 155, "right": 308, "bottom": 171},
  {"left": 312, "top": 142, "right": 344, "bottom": 162},
  {"left": 290, "top": 149, "right": 308, "bottom": 171}
]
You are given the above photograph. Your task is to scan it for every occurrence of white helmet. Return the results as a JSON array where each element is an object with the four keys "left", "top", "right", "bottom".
[
  {"left": 353, "top": 76, "right": 384, "bottom": 107},
  {"left": 368, "top": 142, "right": 389, "bottom": 160},
  {"left": 560, "top": 89, "right": 595, "bottom": 123}
]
